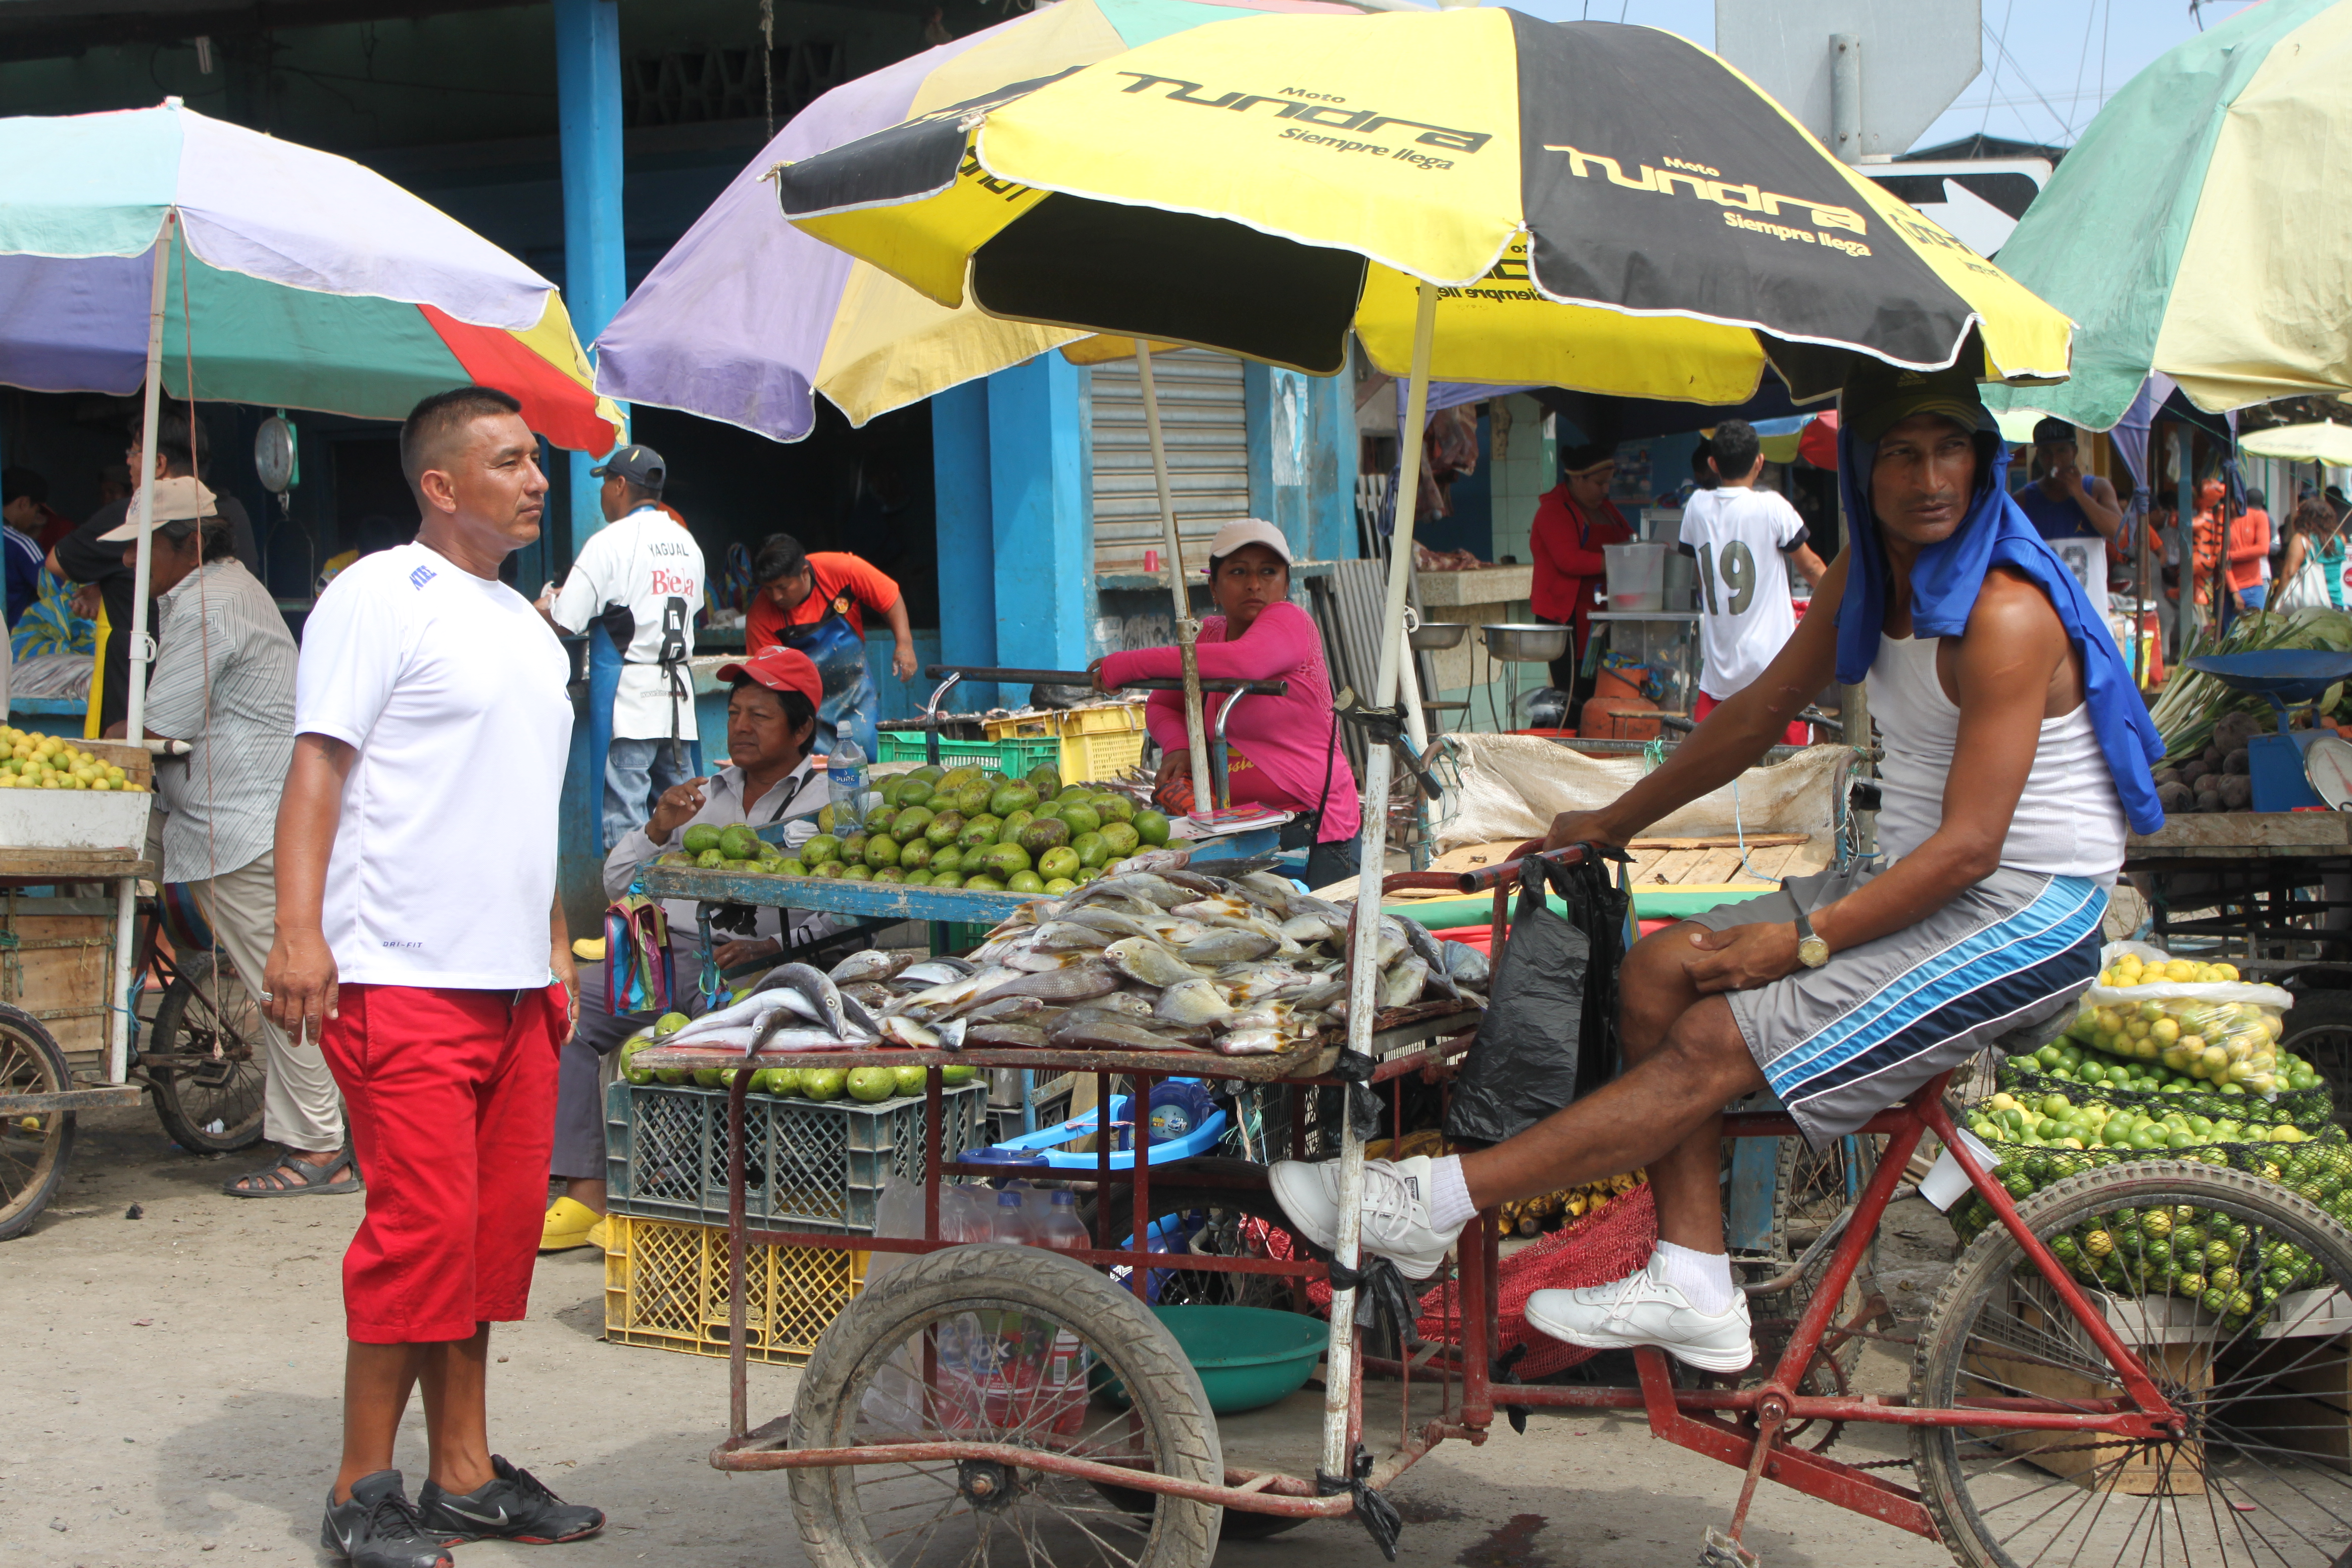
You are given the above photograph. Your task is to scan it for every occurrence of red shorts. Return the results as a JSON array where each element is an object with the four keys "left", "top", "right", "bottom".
[
  {"left": 1693, "top": 689, "right": 1811, "bottom": 748},
  {"left": 320, "top": 983, "right": 566, "bottom": 1344}
]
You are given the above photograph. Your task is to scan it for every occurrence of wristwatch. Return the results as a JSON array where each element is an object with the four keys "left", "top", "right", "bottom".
[{"left": 1793, "top": 907, "right": 1830, "bottom": 969}]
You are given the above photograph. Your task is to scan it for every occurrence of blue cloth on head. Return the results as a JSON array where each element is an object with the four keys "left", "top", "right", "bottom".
[{"left": 1833, "top": 422, "right": 2165, "bottom": 834}]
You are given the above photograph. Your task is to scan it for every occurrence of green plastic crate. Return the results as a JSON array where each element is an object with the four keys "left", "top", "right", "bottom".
[{"left": 873, "top": 731, "right": 1063, "bottom": 778}]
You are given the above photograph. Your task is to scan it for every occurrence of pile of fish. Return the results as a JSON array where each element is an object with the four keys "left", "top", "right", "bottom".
[{"left": 662, "top": 854, "right": 1488, "bottom": 1060}]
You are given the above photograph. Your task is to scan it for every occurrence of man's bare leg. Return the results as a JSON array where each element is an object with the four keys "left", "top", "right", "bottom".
[
  {"left": 417, "top": 1325, "right": 496, "bottom": 1497},
  {"left": 1458, "top": 924, "right": 1764, "bottom": 1249},
  {"left": 335, "top": 1342, "right": 426, "bottom": 1503}
]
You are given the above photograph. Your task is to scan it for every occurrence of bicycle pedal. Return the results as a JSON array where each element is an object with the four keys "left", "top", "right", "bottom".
[{"left": 1699, "top": 1526, "right": 1759, "bottom": 1568}]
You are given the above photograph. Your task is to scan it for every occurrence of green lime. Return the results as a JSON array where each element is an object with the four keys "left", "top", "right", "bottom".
[{"left": 1134, "top": 809, "right": 1171, "bottom": 846}]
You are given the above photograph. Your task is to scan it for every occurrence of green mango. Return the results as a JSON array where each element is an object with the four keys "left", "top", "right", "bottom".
[
  {"left": 1001, "top": 808, "right": 1034, "bottom": 838},
  {"left": 1038, "top": 846, "right": 1081, "bottom": 881},
  {"left": 1007, "top": 870, "right": 1045, "bottom": 893},
  {"left": 930, "top": 845, "right": 966, "bottom": 877},
  {"left": 953, "top": 783, "right": 993, "bottom": 817},
  {"left": 842, "top": 863, "right": 874, "bottom": 882},
  {"left": 898, "top": 838, "right": 933, "bottom": 870},
  {"left": 695, "top": 847, "right": 726, "bottom": 869},
  {"left": 1073, "top": 831, "right": 1109, "bottom": 868},
  {"left": 989, "top": 781, "right": 1041, "bottom": 818},
  {"left": 864, "top": 805, "right": 898, "bottom": 837},
  {"left": 1134, "top": 809, "right": 1171, "bottom": 846},
  {"left": 924, "top": 811, "right": 966, "bottom": 848},
  {"left": 892, "top": 806, "right": 935, "bottom": 843},
  {"left": 780, "top": 859, "right": 809, "bottom": 877},
  {"left": 1057, "top": 802, "right": 1102, "bottom": 837},
  {"left": 654, "top": 1012, "right": 691, "bottom": 1037},
  {"left": 1026, "top": 764, "right": 1062, "bottom": 798},
  {"left": 1099, "top": 822, "right": 1141, "bottom": 856},
  {"left": 840, "top": 831, "right": 871, "bottom": 862},
  {"left": 801, "top": 833, "right": 840, "bottom": 867},
  {"left": 1089, "top": 792, "right": 1135, "bottom": 825},
  {"left": 682, "top": 823, "right": 723, "bottom": 855},
  {"left": 718, "top": 824, "right": 759, "bottom": 860},
  {"left": 873, "top": 865, "right": 906, "bottom": 883},
  {"left": 905, "top": 869, "right": 936, "bottom": 886},
  {"left": 1043, "top": 877, "right": 1077, "bottom": 894},
  {"left": 1018, "top": 818, "right": 1071, "bottom": 856},
  {"left": 864, "top": 833, "right": 901, "bottom": 868},
  {"left": 801, "top": 1068, "right": 848, "bottom": 1102},
  {"left": 980, "top": 841, "right": 1032, "bottom": 878},
  {"left": 958, "top": 814, "right": 1003, "bottom": 849},
  {"left": 962, "top": 873, "right": 1005, "bottom": 892}
]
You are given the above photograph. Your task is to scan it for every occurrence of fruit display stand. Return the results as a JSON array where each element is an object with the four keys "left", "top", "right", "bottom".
[
  {"left": 2121, "top": 811, "right": 2352, "bottom": 958},
  {"left": 0, "top": 739, "right": 159, "bottom": 1239}
]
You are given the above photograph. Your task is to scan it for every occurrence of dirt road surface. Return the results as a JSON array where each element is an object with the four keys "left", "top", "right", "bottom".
[{"left": 1, "top": 1106, "right": 1957, "bottom": 1568}]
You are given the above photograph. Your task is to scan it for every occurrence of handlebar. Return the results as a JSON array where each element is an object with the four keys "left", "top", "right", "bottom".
[{"left": 1379, "top": 841, "right": 1592, "bottom": 897}]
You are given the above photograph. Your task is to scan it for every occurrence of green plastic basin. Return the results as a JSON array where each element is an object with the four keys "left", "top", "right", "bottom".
[{"left": 1102, "top": 1305, "right": 1327, "bottom": 1416}]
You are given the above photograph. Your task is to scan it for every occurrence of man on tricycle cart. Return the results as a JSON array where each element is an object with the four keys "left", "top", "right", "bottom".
[{"left": 1274, "top": 361, "right": 2166, "bottom": 1372}]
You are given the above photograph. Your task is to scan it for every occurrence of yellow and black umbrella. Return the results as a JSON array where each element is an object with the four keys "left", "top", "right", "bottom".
[{"left": 778, "top": 6, "right": 2070, "bottom": 400}]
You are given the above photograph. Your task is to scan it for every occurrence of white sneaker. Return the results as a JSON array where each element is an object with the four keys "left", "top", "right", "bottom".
[
  {"left": 1523, "top": 1259, "right": 1756, "bottom": 1372},
  {"left": 1266, "top": 1155, "right": 1461, "bottom": 1280}
]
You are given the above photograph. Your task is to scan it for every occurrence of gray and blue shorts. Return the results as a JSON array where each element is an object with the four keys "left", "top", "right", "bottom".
[{"left": 1687, "top": 864, "right": 2108, "bottom": 1146}]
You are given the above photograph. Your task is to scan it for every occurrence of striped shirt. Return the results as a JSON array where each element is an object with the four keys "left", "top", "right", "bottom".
[{"left": 144, "top": 558, "right": 297, "bottom": 883}]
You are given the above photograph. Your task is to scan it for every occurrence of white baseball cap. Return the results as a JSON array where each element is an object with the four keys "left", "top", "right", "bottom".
[
  {"left": 98, "top": 477, "right": 218, "bottom": 542},
  {"left": 1205, "top": 518, "right": 1293, "bottom": 568}
]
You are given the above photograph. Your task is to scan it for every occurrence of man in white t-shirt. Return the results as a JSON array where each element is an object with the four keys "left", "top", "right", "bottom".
[
  {"left": 1677, "top": 418, "right": 1828, "bottom": 746},
  {"left": 539, "top": 443, "right": 706, "bottom": 850},
  {"left": 266, "top": 386, "right": 604, "bottom": 1568}
]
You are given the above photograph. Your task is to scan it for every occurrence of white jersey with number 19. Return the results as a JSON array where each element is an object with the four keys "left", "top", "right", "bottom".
[{"left": 1680, "top": 486, "right": 1811, "bottom": 702}]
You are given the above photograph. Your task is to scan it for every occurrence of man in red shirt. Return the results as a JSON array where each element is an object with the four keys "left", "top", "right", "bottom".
[
  {"left": 1529, "top": 442, "right": 1634, "bottom": 702},
  {"left": 745, "top": 533, "right": 917, "bottom": 678}
]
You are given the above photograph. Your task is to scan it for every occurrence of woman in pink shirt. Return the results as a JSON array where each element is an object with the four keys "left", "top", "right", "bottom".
[{"left": 1093, "top": 519, "right": 1363, "bottom": 889}]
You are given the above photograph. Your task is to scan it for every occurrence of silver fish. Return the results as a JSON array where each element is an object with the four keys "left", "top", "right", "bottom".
[
  {"left": 1217, "top": 1028, "right": 1289, "bottom": 1056},
  {"left": 1284, "top": 890, "right": 1353, "bottom": 927},
  {"left": 753, "top": 1012, "right": 873, "bottom": 1053},
  {"left": 1223, "top": 966, "right": 1315, "bottom": 1008},
  {"left": 1047, "top": 1018, "right": 1213, "bottom": 1053},
  {"left": 830, "top": 949, "right": 916, "bottom": 985},
  {"left": 1067, "top": 991, "right": 1158, "bottom": 1021},
  {"left": 1172, "top": 895, "right": 1257, "bottom": 924},
  {"left": 1280, "top": 911, "right": 1346, "bottom": 944},
  {"left": 666, "top": 989, "right": 792, "bottom": 1045},
  {"left": 1374, "top": 918, "right": 1411, "bottom": 970},
  {"left": 1236, "top": 871, "right": 1301, "bottom": 910},
  {"left": 1400, "top": 920, "right": 1469, "bottom": 1004},
  {"left": 665, "top": 1024, "right": 755, "bottom": 1052},
  {"left": 1292, "top": 976, "right": 1348, "bottom": 1012},
  {"left": 1179, "top": 927, "right": 1276, "bottom": 965},
  {"left": 1103, "top": 937, "right": 1205, "bottom": 988},
  {"left": 880, "top": 1015, "right": 939, "bottom": 1048},
  {"left": 754, "top": 963, "right": 853, "bottom": 1039},
  {"left": 1111, "top": 847, "right": 1192, "bottom": 875},
  {"left": 840, "top": 982, "right": 897, "bottom": 1013},
  {"left": 1441, "top": 942, "right": 1491, "bottom": 988},
  {"left": 964, "top": 994, "right": 1046, "bottom": 1023},
  {"left": 1226, "top": 1001, "right": 1295, "bottom": 1033},
  {"left": 1006, "top": 948, "right": 1102, "bottom": 974},
  {"left": 897, "top": 966, "right": 1018, "bottom": 1017},
  {"left": 899, "top": 957, "right": 976, "bottom": 986},
  {"left": 935, "top": 1017, "right": 969, "bottom": 1051},
  {"left": 969, "top": 1022, "right": 1048, "bottom": 1048},
  {"left": 1031, "top": 921, "right": 1112, "bottom": 951},
  {"left": 1155, "top": 978, "right": 1234, "bottom": 1027},
  {"left": 1379, "top": 955, "right": 1430, "bottom": 1010},
  {"left": 954, "top": 963, "right": 1120, "bottom": 1011}
]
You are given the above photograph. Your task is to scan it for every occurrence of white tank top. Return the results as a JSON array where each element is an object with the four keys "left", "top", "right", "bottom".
[{"left": 1868, "top": 633, "right": 2127, "bottom": 882}]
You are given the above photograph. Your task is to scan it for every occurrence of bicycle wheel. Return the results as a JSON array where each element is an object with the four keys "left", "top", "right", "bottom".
[
  {"left": 0, "top": 1004, "right": 74, "bottom": 1241},
  {"left": 1084, "top": 1159, "right": 1319, "bottom": 1313},
  {"left": 1751, "top": 1133, "right": 1881, "bottom": 1380},
  {"left": 146, "top": 954, "right": 266, "bottom": 1154},
  {"left": 1913, "top": 1159, "right": 2352, "bottom": 1568},
  {"left": 788, "top": 1242, "right": 1224, "bottom": 1568}
]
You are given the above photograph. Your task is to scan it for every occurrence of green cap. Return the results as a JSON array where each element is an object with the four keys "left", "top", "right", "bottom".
[{"left": 1841, "top": 358, "right": 1990, "bottom": 445}]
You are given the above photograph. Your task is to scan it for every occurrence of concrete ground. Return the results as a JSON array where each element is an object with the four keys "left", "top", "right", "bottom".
[{"left": 1, "top": 1105, "right": 1960, "bottom": 1568}]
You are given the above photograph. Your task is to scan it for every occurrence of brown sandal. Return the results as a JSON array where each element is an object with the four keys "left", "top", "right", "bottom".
[{"left": 223, "top": 1146, "right": 360, "bottom": 1197}]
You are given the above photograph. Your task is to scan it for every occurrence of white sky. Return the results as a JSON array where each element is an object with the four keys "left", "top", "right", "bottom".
[{"left": 1507, "top": 0, "right": 2260, "bottom": 152}]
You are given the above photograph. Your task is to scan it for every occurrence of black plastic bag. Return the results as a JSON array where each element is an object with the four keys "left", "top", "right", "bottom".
[{"left": 1443, "top": 853, "right": 1627, "bottom": 1148}]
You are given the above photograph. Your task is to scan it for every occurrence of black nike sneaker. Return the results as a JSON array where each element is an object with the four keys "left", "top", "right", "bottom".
[
  {"left": 417, "top": 1455, "right": 606, "bottom": 1546},
  {"left": 320, "top": 1470, "right": 454, "bottom": 1568}
]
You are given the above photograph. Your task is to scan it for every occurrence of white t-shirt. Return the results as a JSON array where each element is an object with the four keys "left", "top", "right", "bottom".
[
  {"left": 1679, "top": 485, "right": 1810, "bottom": 700},
  {"left": 549, "top": 505, "right": 704, "bottom": 740},
  {"left": 296, "top": 541, "right": 575, "bottom": 989}
]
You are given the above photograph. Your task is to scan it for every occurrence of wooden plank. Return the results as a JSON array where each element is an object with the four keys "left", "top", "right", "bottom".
[
  {"left": 1643, "top": 849, "right": 1709, "bottom": 884},
  {"left": 0, "top": 851, "right": 152, "bottom": 882},
  {"left": 1743, "top": 843, "right": 1801, "bottom": 881},
  {"left": 1685, "top": 847, "right": 1753, "bottom": 885},
  {"left": 2128, "top": 813, "right": 2351, "bottom": 852},
  {"left": 1624, "top": 833, "right": 1809, "bottom": 851},
  {"left": 0, "top": 909, "right": 114, "bottom": 1057},
  {"left": 0, "top": 1084, "right": 144, "bottom": 1114},
  {"left": 2217, "top": 1331, "right": 2352, "bottom": 1475}
]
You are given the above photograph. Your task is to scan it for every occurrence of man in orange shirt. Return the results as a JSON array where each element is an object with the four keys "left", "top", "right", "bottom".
[
  {"left": 2228, "top": 486, "right": 2272, "bottom": 617},
  {"left": 745, "top": 533, "right": 916, "bottom": 757}
]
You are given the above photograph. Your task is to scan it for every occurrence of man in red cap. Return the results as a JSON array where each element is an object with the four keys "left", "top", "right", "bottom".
[{"left": 540, "top": 645, "right": 834, "bottom": 1251}]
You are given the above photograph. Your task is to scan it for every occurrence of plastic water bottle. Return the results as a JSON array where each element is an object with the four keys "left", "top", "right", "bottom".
[
  {"left": 827, "top": 733, "right": 869, "bottom": 833},
  {"left": 1030, "top": 1192, "right": 1095, "bottom": 1436}
]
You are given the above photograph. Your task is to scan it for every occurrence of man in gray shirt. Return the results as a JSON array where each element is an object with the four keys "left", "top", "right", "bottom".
[{"left": 107, "top": 478, "right": 348, "bottom": 1196}]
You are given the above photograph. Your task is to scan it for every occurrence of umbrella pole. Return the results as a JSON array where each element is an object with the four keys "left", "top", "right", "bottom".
[
  {"left": 125, "top": 211, "right": 171, "bottom": 747},
  {"left": 1323, "top": 278, "right": 1437, "bottom": 1490},
  {"left": 1136, "top": 343, "right": 1215, "bottom": 810}
]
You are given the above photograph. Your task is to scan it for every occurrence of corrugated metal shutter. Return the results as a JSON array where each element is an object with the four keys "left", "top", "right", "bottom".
[{"left": 1089, "top": 349, "right": 1249, "bottom": 577}]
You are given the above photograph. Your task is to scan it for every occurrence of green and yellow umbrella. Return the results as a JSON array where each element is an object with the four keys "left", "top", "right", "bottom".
[{"left": 779, "top": 6, "right": 2070, "bottom": 400}]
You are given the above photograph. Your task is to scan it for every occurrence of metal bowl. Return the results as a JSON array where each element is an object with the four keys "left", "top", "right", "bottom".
[
  {"left": 1479, "top": 622, "right": 1569, "bottom": 663},
  {"left": 1408, "top": 621, "right": 1468, "bottom": 652}
]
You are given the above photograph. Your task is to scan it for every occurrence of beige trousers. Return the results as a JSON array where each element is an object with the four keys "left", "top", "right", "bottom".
[{"left": 191, "top": 850, "right": 345, "bottom": 1152}]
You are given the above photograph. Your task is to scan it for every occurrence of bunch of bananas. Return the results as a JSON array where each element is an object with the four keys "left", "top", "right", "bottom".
[{"left": 1497, "top": 1170, "right": 1647, "bottom": 1238}]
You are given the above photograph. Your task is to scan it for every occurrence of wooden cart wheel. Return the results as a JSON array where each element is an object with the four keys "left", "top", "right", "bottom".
[
  {"left": 146, "top": 953, "right": 267, "bottom": 1154},
  {"left": 1912, "top": 1160, "right": 2352, "bottom": 1568},
  {"left": 787, "top": 1242, "right": 1225, "bottom": 1568},
  {"left": 0, "top": 1003, "right": 75, "bottom": 1241}
]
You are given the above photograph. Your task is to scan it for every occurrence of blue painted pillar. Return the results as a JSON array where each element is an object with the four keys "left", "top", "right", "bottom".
[
  {"left": 555, "top": 0, "right": 627, "bottom": 553},
  {"left": 1247, "top": 364, "right": 1357, "bottom": 564},
  {"left": 987, "top": 355, "right": 1094, "bottom": 685},
  {"left": 931, "top": 380, "right": 999, "bottom": 711}
]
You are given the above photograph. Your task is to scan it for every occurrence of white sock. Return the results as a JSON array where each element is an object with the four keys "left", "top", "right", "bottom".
[
  {"left": 1653, "top": 1241, "right": 1738, "bottom": 1315},
  {"left": 1425, "top": 1155, "right": 1476, "bottom": 1233}
]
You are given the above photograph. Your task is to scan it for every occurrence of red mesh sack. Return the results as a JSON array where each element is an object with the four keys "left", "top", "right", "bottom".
[{"left": 1300, "top": 1183, "right": 1658, "bottom": 1378}]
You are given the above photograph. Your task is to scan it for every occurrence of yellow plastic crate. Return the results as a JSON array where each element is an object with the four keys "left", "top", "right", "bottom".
[
  {"left": 982, "top": 704, "right": 1147, "bottom": 784},
  {"left": 603, "top": 1214, "right": 866, "bottom": 1366}
]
